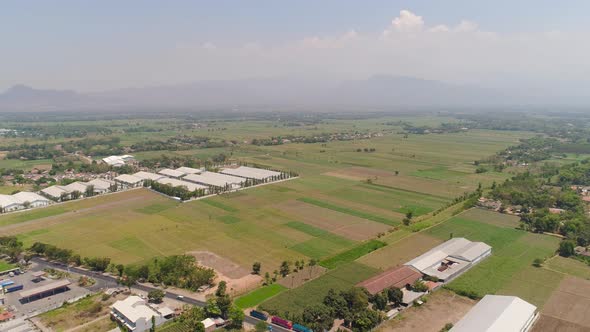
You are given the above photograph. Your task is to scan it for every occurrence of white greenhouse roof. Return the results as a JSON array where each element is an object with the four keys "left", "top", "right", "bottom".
[
  {"left": 405, "top": 238, "right": 490, "bottom": 273},
  {"left": 62, "top": 182, "right": 89, "bottom": 193},
  {"left": 156, "top": 177, "right": 207, "bottom": 191},
  {"left": 12, "top": 192, "right": 50, "bottom": 203},
  {"left": 158, "top": 168, "right": 186, "bottom": 178},
  {"left": 41, "top": 186, "right": 69, "bottom": 198},
  {"left": 133, "top": 171, "right": 165, "bottom": 181},
  {"left": 451, "top": 295, "right": 537, "bottom": 332},
  {"left": 86, "top": 178, "right": 115, "bottom": 190},
  {"left": 111, "top": 296, "right": 160, "bottom": 324},
  {"left": 183, "top": 172, "right": 244, "bottom": 188},
  {"left": 115, "top": 174, "right": 143, "bottom": 184},
  {"left": 175, "top": 166, "right": 202, "bottom": 174},
  {"left": 0, "top": 195, "right": 21, "bottom": 208}
]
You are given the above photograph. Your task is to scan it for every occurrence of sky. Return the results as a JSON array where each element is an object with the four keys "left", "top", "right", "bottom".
[{"left": 2, "top": 0, "right": 590, "bottom": 93}]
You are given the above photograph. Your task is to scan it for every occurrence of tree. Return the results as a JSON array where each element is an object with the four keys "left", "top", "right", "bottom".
[
  {"left": 302, "top": 304, "right": 335, "bottom": 332},
  {"left": 205, "top": 298, "right": 222, "bottom": 317},
  {"left": 150, "top": 316, "right": 156, "bottom": 332},
  {"left": 532, "top": 258, "right": 544, "bottom": 267},
  {"left": 228, "top": 305, "right": 245, "bottom": 329},
  {"left": 308, "top": 258, "right": 318, "bottom": 278},
  {"left": 120, "top": 274, "right": 137, "bottom": 291},
  {"left": 559, "top": 240, "right": 576, "bottom": 257},
  {"left": 280, "top": 261, "right": 291, "bottom": 277},
  {"left": 252, "top": 262, "right": 261, "bottom": 275},
  {"left": 387, "top": 287, "right": 403, "bottom": 305},
  {"left": 255, "top": 321, "right": 268, "bottom": 332},
  {"left": 411, "top": 280, "right": 428, "bottom": 293},
  {"left": 264, "top": 272, "right": 272, "bottom": 285},
  {"left": 116, "top": 264, "right": 125, "bottom": 277},
  {"left": 371, "top": 291, "right": 388, "bottom": 311},
  {"left": 147, "top": 289, "right": 165, "bottom": 303},
  {"left": 403, "top": 211, "right": 413, "bottom": 226},
  {"left": 216, "top": 281, "right": 227, "bottom": 297}
]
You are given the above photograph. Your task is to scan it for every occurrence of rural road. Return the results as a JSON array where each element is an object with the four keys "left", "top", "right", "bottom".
[{"left": 31, "top": 257, "right": 290, "bottom": 332}]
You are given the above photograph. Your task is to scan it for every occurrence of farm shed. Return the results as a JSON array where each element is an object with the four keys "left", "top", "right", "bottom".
[
  {"left": 357, "top": 265, "right": 422, "bottom": 295},
  {"left": 115, "top": 174, "right": 143, "bottom": 189},
  {"left": 62, "top": 182, "right": 90, "bottom": 196},
  {"left": 158, "top": 168, "right": 186, "bottom": 179},
  {"left": 451, "top": 295, "right": 538, "bottom": 332},
  {"left": 102, "top": 155, "right": 135, "bottom": 167},
  {"left": 405, "top": 237, "right": 491, "bottom": 282},
  {"left": 175, "top": 166, "right": 202, "bottom": 175},
  {"left": 12, "top": 192, "right": 51, "bottom": 208},
  {"left": 86, "top": 178, "right": 115, "bottom": 194},
  {"left": 20, "top": 279, "right": 71, "bottom": 303},
  {"left": 133, "top": 171, "right": 165, "bottom": 182},
  {"left": 156, "top": 177, "right": 208, "bottom": 192},
  {"left": 41, "top": 185, "right": 70, "bottom": 201},
  {"left": 0, "top": 195, "right": 23, "bottom": 212},
  {"left": 220, "top": 166, "right": 281, "bottom": 180},
  {"left": 183, "top": 171, "right": 244, "bottom": 189}
]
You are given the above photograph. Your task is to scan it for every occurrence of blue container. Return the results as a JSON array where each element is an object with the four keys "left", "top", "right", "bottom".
[
  {"left": 250, "top": 310, "right": 269, "bottom": 321},
  {"left": 5, "top": 284, "right": 23, "bottom": 293},
  {"left": 293, "top": 323, "right": 313, "bottom": 332}
]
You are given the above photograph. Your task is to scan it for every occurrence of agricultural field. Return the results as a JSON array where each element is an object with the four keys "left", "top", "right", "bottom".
[
  {"left": 545, "top": 256, "right": 590, "bottom": 279},
  {"left": 533, "top": 276, "right": 590, "bottom": 331},
  {"left": 235, "top": 284, "right": 288, "bottom": 309}
]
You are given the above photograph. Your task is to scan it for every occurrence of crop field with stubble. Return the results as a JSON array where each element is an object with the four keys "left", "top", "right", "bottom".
[{"left": 0, "top": 124, "right": 533, "bottom": 283}]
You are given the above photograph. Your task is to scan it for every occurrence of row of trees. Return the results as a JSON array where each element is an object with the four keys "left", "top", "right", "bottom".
[
  {"left": 30, "top": 242, "right": 111, "bottom": 271},
  {"left": 145, "top": 180, "right": 207, "bottom": 201}
]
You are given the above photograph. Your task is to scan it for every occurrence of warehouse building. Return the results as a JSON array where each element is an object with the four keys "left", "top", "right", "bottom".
[
  {"left": 220, "top": 166, "right": 281, "bottom": 181},
  {"left": 183, "top": 171, "right": 244, "bottom": 189},
  {"left": 102, "top": 155, "right": 135, "bottom": 167},
  {"left": 20, "top": 279, "right": 71, "bottom": 303},
  {"left": 405, "top": 238, "right": 491, "bottom": 282},
  {"left": 62, "top": 182, "right": 90, "bottom": 197},
  {"left": 41, "top": 185, "right": 71, "bottom": 201},
  {"left": 0, "top": 195, "right": 24, "bottom": 212},
  {"left": 156, "top": 177, "right": 208, "bottom": 193},
  {"left": 85, "top": 178, "right": 115, "bottom": 194},
  {"left": 451, "top": 295, "right": 538, "bottom": 332},
  {"left": 175, "top": 166, "right": 202, "bottom": 175},
  {"left": 133, "top": 171, "right": 165, "bottom": 182},
  {"left": 114, "top": 174, "right": 143, "bottom": 189},
  {"left": 12, "top": 192, "right": 51, "bottom": 208},
  {"left": 158, "top": 168, "right": 186, "bottom": 179},
  {"left": 111, "top": 295, "right": 173, "bottom": 332}
]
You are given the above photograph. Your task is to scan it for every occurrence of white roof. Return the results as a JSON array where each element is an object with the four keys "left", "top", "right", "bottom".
[
  {"left": 156, "top": 177, "right": 208, "bottom": 191},
  {"left": 220, "top": 166, "right": 280, "bottom": 180},
  {"left": 102, "top": 155, "right": 134, "bottom": 166},
  {"left": 12, "top": 192, "right": 50, "bottom": 203},
  {"left": 115, "top": 174, "right": 143, "bottom": 184},
  {"left": 183, "top": 171, "right": 244, "bottom": 188},
  {"left": 133, "top": 171, "right": 165, "bottom": 181},
  {"left": 451, "top": 295, "right": 537, "bottom": 332},
  {"left": 158, "top": 168, "right": 186, "bottom": 178},
  {"left": 62, "top": 182, "right": 89, "bottom": 193},
  {"left": 175, "top": 166, "right": 202, "bottom": 174},
  {"left": 0, "top": 195, "right": 21, "bottom": 208},
  {"left": 202, "top": 318, "right": 216, "bottom": 328},
  {"left": 41, "top": 186, "right": 69, "bottom": 198},
  {"left": 86, "top": 178, "right": 114, "bottom": 190},
  {"left": 405, "top": 238, "right": 490, "bottom": 272},
  {"left": 111, "top": 296, "right": 161, "bottom": 324}
]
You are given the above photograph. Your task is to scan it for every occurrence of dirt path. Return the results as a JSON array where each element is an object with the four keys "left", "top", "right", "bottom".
[{"left": 65, "top": 314, "right": 110, "bottom": 332}]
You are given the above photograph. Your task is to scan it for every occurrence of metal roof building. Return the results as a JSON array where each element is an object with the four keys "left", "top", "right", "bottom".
[
  {"left": 0, "top": 195, "right": 23, "bottom": 212},
  {"left": 357, "top": 265, "right": 422, "bottom": 295},
  {"left": 220, "top": 166, "right": 281, "bottom": 180},
  {"left": 102, "top": 155, "right": 135, "bottom": 167},
  {"left": 41, "top": 185, "right": 70, "bottom": 200},
  {"left": 156, "top": 177, "right": 208, "bottom": 192},
  {"left": 451, "top": 295, "right": 538, "bottom": 332},
  {"left": 115, "top": 174, "right": 143, "bottom": 185},
  {"left": 158, "top": 168, "right": 186, "bottom": 178},
  {"left": 405, "top": 238, "right": 491, "bottom": 282},
  {"left": 86, "top": 178, "right": 115, "bottom": 192},
  {"left": 133, "top": 171, "right": 165, "bottom": 182},
  {"left": 62, "top": 182, "right": 89, "bottom": 193},
  {"left": 12, "top": 192, "right": 51, "bottom": 207},
  {"left": 175, "top": 166, "right": 202, "bottom": 175},
  {"left": 111, "top": 295, "right": 169, "bottom": 332},
  {"left": 20, "top": 279, "right": 71, "bottom": 303},
  {"left": 183, "top": 171, "right": 244, "bottom": 189}
]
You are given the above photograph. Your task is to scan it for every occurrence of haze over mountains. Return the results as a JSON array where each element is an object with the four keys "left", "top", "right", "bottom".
[{"left": 0, "top": 76, "right": 584, "bottom": 112}]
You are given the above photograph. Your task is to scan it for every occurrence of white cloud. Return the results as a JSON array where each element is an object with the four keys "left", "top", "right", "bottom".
[
  {"left": 391, "top": 10, "right": 424, "bottom": 31},
  {"left": 202, "top": 42, "right": 217, "bottom": 50},
  {"left": 454, "top": 20, "right": 479, "bottom": 32}
]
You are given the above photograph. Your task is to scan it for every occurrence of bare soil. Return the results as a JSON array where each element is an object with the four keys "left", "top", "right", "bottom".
[
  {"left": 533, "top": 276, "right": 590, "bottom": 331},
  {"left": 277, "top": 265, "right": 328, "bottom": 289}
]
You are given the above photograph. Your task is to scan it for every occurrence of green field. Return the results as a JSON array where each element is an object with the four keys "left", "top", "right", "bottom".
[
  {"left": 426, "top": 210, "right": 561, "bottom": 307},
  {"left": 320, "top": 240, "right": 387, "bottom": 269},
  {"left": 0, "top": 260, "right": 16, "bottom": 272},
  {"left": 297, "top": 197, "right": 398, "bottom": 226},
  {"left": 259, "top": 262, "right": 378, "bottom": 316},
  {"left": 545, "top": 256, "right": 590, "bottom": 280},
  {"left": 235, "top": 284, "right": 288, "bottom": 309}
]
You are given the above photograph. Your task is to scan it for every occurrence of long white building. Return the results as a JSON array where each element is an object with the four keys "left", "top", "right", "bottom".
[
  {"left": 156, "top": 177, "right": 208, "bottom": 192},
  {"left": 405, "top": 237, "right": 491, "bottom": 282},
  {"left": 133, "top": 171, "right": 165, "bottom": 182},
  {"left": 220, "top": 166, "right": 282, "bottom": 180},
  {"left": 183, "top": 171, "right": 244, "bottom": 189},
  {"left": 451, "top": 295, "right": 538, "bottom": 332},
  {"left": 0, "top": 192, "right": 51, "bottom": 212}
]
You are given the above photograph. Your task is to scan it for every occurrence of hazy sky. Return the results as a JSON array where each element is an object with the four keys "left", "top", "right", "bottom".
[{"left": 2, "top": 1, "right": 590, "bottom": 92}]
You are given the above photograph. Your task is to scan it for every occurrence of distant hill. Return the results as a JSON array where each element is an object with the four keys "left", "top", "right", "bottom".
[{"left": 0, "top": 76, "right": 572, "bottom": 112}]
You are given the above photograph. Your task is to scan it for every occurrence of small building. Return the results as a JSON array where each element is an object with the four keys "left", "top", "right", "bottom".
[
  {"left": 175, "top": 166, "right": 202, "bottom": 175},
  {"left": 357, "top": 265, "right": 422, "bottom": 295},
  {"left": 12, "top": 192, "right": 51, "bottom": 208},
  {"left": 102, "top": 155, "right": 135, "bottom": 167},
  {"left": 451, "top": 295, "right": 538, "bottom": 332},
  {"left": 401, "top": 288, "right": 425, "bottom": 306},
  {"left": 19, "top": 279, "right": 71, "bottom": 303},
  {"left": 115, "top": 174, "right": 143, "bottom": 190},
  {"left": 158, "top": 169, "right": 186, "bottom": 179},
  {"left": 0, "top": 195, "right": 23, "bottom": 212},
  {"left": 183, "top": 172, "right": 244, "bottom": 190},
  {"left": 86, "top": 178, "right": 115, "bottom": 194},
  {"left": 133, "top": 171, "right": 166, "bottom": 182},
  {"left": 405, "top": 238, "right": 491, "bottom": 282},
  {"left": 202, "top": 318, "right": 216, "bottom": 332},
  {"left": 110, "top": 296, "right": 171, "bottom": 332},
  {"left": 155, "top": 178, "right": 208, "bottom": 193},
  {"left": 41, "top": 185, "right": 70, "bottom": 201},
  {"left": 220, "top": 166, "right": 282, "bottom": 181}
]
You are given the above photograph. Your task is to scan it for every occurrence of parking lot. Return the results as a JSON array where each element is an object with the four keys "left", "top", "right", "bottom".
[{"left": 1, "top": 265, "right": 93, "bottom": 318}]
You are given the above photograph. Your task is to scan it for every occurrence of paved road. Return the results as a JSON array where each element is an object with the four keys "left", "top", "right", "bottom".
[{"left": 31, "top": 258, "right": 290, "bottom": 332}]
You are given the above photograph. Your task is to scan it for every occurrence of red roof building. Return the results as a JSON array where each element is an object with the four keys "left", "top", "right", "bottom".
[{"left": 357, "top": 265, "right": 422, "bottom": 295}]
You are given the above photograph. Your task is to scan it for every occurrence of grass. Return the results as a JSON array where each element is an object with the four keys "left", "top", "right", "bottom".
[
  {"left": 218, "top": 215, "right": 241, "bottom": 224},
  {"left": 320, "top": 240, "right": 386, "bottom": 269},
  {"left": 0, "top": 206, "right": 68, "bottom": 227},
  {"left": 545, "top": 256, "right": 590, "bottom": 280},
  {"left": 411, "top": 166, "right": 469, "bottom": 180},
  {"left": 260, "top": 262, "right": 378, "bottom": 316},
  {"left": 235, "top": 284, "right": 288, "bottom": 309},
  {"left": 286, "top": 222, "right": 355, "bottom": 259},
  {"left": 297, "top": 197, "right": 397, "bottom": 226},
  {"left": 0, "top": 260, "right": 16, "bottom": 272},
  {"left": 200, "top": 199, "right": 239, "bottom": 212},
  {"left": 136, "top": 202, "right": 177, "bottom": 214},
  {"left": 38, "top": 293, "right": 115, "bottom": 331},
  {"left": 158, "top": 321, "right": 192, "bottom": 332}
]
